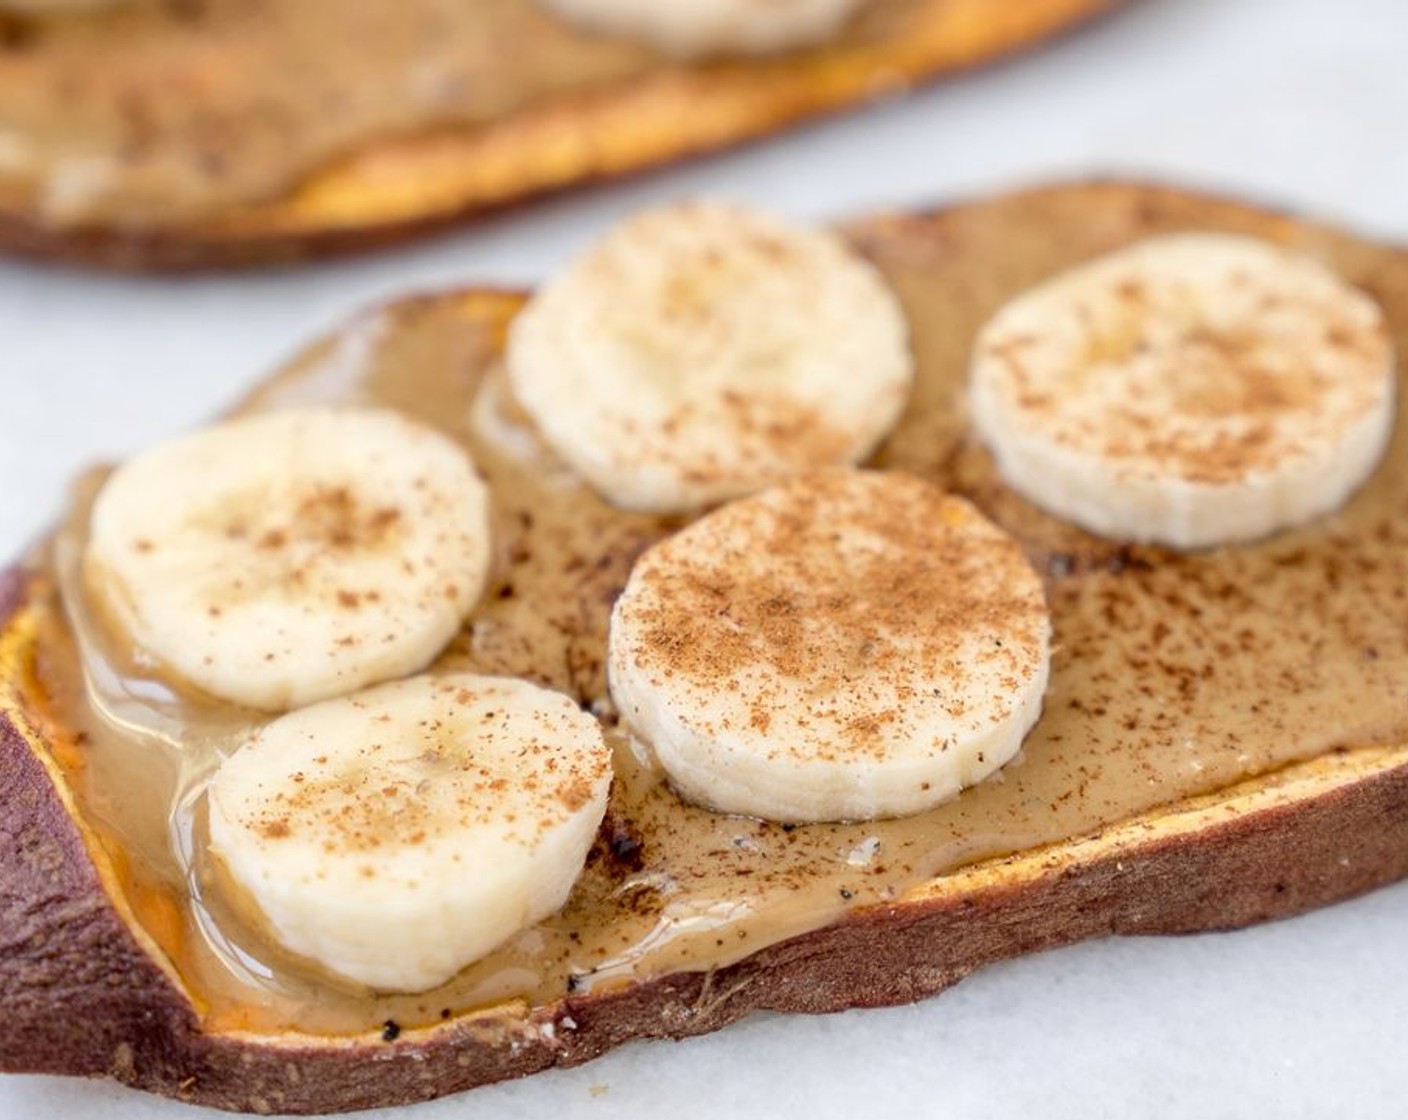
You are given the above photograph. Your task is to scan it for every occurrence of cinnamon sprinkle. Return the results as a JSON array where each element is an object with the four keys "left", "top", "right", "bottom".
[{"left": 615, "top": 469, "right": 1048, "bottom": 760}]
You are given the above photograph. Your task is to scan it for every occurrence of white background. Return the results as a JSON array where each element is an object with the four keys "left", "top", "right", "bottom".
[{"left": 3, "top": 0, "right": 1407, "bottom": 1116}]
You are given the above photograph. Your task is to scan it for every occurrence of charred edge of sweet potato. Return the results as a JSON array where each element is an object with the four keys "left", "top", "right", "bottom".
[{"left": 0, "top": 0, "right": 1127, "bottom": 273}]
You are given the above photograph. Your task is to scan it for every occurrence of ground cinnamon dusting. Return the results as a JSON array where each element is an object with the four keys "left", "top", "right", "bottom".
[
  {"left": 616, "top": 469, "right": 1047, "bottom": 760},
  {"left": 974, "top": 237, "right": 1392, "bottom": 484}
]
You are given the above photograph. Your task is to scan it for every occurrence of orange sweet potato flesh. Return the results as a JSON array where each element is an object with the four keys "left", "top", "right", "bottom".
[{"left": 0, "top": 0, "right": 1123, "bottom": 269}]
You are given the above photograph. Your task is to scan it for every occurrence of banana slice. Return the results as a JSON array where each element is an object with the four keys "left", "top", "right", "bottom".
[
  {"left": 607, "top": 470, "right": 1051, "bottom": 823},
  {"left": 537, "top": 0, "right": 867, "bottom": 57},
  {"left": 970, "top": 233, "right": 1395, "bottom": 549},
  {"left": 207, "top": 673, "right": 612, "bottom": 993},
  {"left": 505, "top": 201, "right": 912, "bottom": 514},
  {"left": 84, "top": 407, "right": 491, "bottom": 712}
]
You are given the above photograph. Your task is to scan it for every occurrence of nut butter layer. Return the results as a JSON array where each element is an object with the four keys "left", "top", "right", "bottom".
[
  {"left": 0, "top": 0, "right": 1123, "bottom": 269},
  {"left": 3, "top": 181, "right": 1408, "bottom": 1114}
]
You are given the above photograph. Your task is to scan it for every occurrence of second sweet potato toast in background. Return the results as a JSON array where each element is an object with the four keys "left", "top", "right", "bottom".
[{"left": 0, "top": 0, "right": 1123, "bottom": 268}]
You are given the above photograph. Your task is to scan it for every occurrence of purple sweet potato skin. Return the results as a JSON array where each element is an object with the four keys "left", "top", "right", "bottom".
[{"left": 0, "top": 567, "right": 200, "bottom": 1083}]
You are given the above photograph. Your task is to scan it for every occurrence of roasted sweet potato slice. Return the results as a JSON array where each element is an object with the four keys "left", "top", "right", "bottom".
[{"left": 2, "top": 182, "right": 1406, "bottom": 1114}]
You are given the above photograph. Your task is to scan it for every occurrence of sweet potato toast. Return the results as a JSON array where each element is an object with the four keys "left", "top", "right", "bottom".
[
  {"left": 0, "top": 0, "right": 1121, "bottom": 270},
  {"left": 1, "top": 181, "right": 1405, "bottom": 1115}
]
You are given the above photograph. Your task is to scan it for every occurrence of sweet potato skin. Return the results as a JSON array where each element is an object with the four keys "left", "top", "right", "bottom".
[
  {"left": 0, "top": 567, "right": 200, "bottom": 1087},
  {"left": 0, "top": 0, "right": 1124, "bottom": 271}
]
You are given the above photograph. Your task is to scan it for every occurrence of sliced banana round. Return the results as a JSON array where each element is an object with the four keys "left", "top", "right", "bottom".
[
  {"left": 537, "top": 0, "right": 866, "bottom": 57},
  {"left": 506, "top": 201, "right": 912, "bottom": 514},
  {"left": 206, "top": 673, "right": 612, "bottom": 993},
  {"left": 970, "top": 233, "right": 1396, "bottom": 549},
  {"left": 85, "top": 407, "right": 491, "bottom": 712},
  {"left": 608, "top": 470, "right": 1051, "bottom": 823}
]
